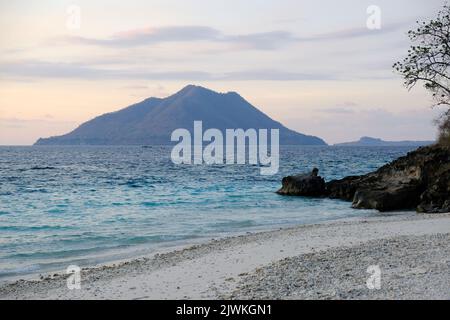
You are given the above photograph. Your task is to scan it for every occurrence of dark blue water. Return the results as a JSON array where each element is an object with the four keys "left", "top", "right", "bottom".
[{"left": 0, "top": 146, "right": 415, "bottom": 279}]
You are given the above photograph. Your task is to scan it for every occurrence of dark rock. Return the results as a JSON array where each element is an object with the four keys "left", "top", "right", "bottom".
[
  {"left": 277, "top": 145, "right": 450, "bottom": 213},
  {"left": 417, "top": 166, "right": 450, "bottom": 213},
  {"left": 351, "top": 182, "right": 423, "bottom": 211},
  {"left": 277, "top": 168, "right": 326, "bottom": 197},
  {"left": 325, "top": 176, "right": 363, "bottom": 201}
]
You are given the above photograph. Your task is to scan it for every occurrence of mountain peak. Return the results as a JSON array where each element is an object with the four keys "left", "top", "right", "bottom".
[
  {"left": 177, "top": 84, "right": 214, "bottom": 95},
  {"left": 176, "top": 85, "right": 240, "bottom": 98},
  {"left": 359, "top": 137, "right": 383, "bottom": 143},
  {"left": 180, "top": 84, "right": 203, "bottom": 91}
]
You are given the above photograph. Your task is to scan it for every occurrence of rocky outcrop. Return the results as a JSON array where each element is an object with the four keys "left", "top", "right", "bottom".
[
  {"left": 277, "top": 145, "right": 450, "bottom": 213},
  {"left": 277, "top": 168, "right": 325, "bottom": 197}
]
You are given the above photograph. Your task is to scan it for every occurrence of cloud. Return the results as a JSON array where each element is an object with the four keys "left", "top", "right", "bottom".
[
  {"left": 220, "top": 69, "right": 334, "bottom": 81},
  {"left": 0, "top": 61, "right": 106, "bottom": 79},
  {"left": 67, "top": 26, "right": 221, "bottom": 47},
  {"left": 0, "top": 60, "right": 334, "bottom": 81},
  {"left": 0, "top": 60, "right": 211, "bottom": 80},
  {"left": 59, "top": 26, "right": 295, "bottom": 51},
  {"left": 0, "top": 117, "right": 75, "bottom": 128},
  {"left": 3, "top": 20, "right": 408, "bottom": 82},
  {"left": 56, "top": 22, "right": 405, "bottom": 51},
  {"left": 298, "top": 22, "right": 408, "bottom": 42}
]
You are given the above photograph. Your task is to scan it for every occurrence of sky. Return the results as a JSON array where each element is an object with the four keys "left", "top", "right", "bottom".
[{"left": 0, "top": 0, "right": 446, "bottom": 145}]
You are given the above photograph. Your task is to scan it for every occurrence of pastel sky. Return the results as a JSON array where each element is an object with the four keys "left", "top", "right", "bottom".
[{"left": 0, "top": 0, "right": 446, "bottom": 145}]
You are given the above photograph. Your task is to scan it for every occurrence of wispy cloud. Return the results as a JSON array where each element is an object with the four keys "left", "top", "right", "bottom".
[
  {"left": 0, "top": 22, "right": 410, "bottom": 82},
  {"left": 66, "top": 26, "right": 221, "bottom": 47},
  {"left": 0, "top": 60, "right": 335, "bottom": 81},
  {"left": 57, "top": 26, "right": 294, "bottom": 51},
  {"left": 0, "top": 117, "right": 76, "bottom": 128},
  {"left": 298, "top": 22, "right": 407, "bottom": 42},
  {"left": 220, "top": 69, "right": 334, "bottom": 81},
  {"left": 0, "top": 60, "right": 210, "bottom": 80},
  {"left": 55, "top": 22, "right": 405, "bottom": 51}
]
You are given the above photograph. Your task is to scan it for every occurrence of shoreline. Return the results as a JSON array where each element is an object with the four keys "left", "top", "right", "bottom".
[
  {"left": 1, "top": 212, "right": 449, "bottom": 300},
  {"left": 0, "top": 210, "right": 379, "bottom": 283}
]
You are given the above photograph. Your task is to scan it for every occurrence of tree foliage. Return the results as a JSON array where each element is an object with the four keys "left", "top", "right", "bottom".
[{"left": 393, "top": 4, "right": 450, "bottom": 144}]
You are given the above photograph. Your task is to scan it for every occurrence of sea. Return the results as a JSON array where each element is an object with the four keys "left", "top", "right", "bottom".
[{"left": 0, "top": 145, "right": 416, "bottom": 280}]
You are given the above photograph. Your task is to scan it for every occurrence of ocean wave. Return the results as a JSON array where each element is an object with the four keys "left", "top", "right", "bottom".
[
  {"left": 18, "top": 166, "right": 57, "bottom": 172},
  {"left": 208, "top": 219, "right": 256, "bottom": 229},
  {"left": 0, "top": 225, "right": 74, "bottom": 232}
]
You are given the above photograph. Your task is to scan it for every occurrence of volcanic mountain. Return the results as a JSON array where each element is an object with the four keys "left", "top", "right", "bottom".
[{"left": 34, "top": 85, "right": 326, "bottom": 145}]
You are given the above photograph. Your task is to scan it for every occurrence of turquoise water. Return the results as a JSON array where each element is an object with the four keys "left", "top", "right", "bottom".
[{"left": 0, "top": 145, "right": 416, "bottom": 279}]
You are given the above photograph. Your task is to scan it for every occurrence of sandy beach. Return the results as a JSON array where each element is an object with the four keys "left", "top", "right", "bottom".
[{"left": 1, "top": 212, "right": 449, "bottom": 300}]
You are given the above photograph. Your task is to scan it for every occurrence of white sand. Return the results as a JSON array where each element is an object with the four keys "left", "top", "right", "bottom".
[{"left": 1, "top": 213, "right": 449, "bottom": 300}]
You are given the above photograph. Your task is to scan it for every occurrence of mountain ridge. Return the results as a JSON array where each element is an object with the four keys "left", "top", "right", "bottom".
[
  {"left": 34, "top": 85, "right": 327, "bottom": 146},
  {"left": 334, "top": 136, "right": 435, "bottom": 147}
]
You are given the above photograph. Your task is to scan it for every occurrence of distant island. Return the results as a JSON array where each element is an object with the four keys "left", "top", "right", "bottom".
[
  {"left": 34, "top": 85, "right": 326, "bottom": 146},
  {"left": 334, "top": 136, "right": 435, "bottom": 147}
]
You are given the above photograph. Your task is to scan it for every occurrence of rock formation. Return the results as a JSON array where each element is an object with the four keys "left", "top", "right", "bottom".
[
  {"left": 277, "top": 145, "right": 450, "bottom": 213},
  {"left": 276, "top": 168, "right": 325, "bottom": 197}
]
